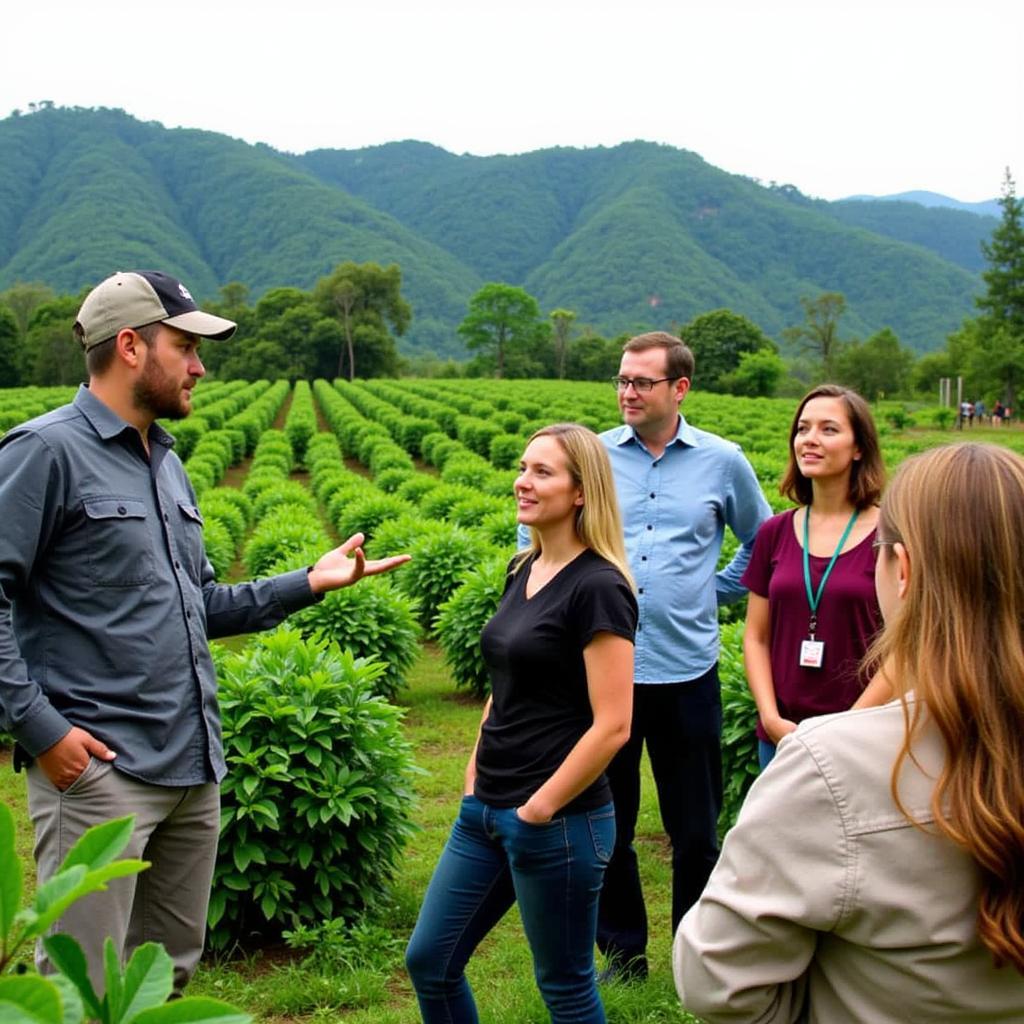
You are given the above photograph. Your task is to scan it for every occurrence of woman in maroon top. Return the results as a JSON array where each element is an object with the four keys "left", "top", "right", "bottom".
[{"left": 742, "top": 385, "right": 887, "bottom": 768}]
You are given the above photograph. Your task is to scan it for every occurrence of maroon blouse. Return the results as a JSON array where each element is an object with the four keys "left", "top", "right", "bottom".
[{"left": 742, "top": 508, "right": 883, "bottom": 741}]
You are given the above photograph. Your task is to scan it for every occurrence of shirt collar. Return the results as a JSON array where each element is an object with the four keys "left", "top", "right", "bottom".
[
  {"left": 615, "top": 413, "right": 699, "bottom": 451},
  {"left": 73, "top": 384, "right": 176, "bottom": 449}
]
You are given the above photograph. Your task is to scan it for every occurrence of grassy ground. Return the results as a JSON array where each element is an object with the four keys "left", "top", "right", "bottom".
[{"left": 4, "top": 644, "right": 694, "bottom": 1023}]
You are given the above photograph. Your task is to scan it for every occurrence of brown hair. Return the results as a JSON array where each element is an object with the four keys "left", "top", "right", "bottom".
[
  {"left": 514, "top": 423, "right": 634, "bottom": 590},
  {"left": 872, "top": 443, "right": 1024, "bottom": 972},
  {"left": 780, "top": 383, "right": 884, "bottom": 509},
  {"left": 622, "top": 331, "right": 694, "bottom": 382},
  {"left": 80, "top": 321, "right": 160, "bottom": 377}
]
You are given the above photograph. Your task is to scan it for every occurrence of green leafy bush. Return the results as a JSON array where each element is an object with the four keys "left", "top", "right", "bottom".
[
  {"left": 326, "top": 480, "right": 380, "bottom": 526},
  {"left": 395, "top": 474, "right": 442, "bottom": 505},
  {"left": 440, "top": 452, "right": 493, "bottom": 487},
  {"left": 447, "top": 493, "right": 508, "bottom": 529},
  {"left": 165, "top": 417, "right": 208, "bottom": 460},
  {"left": 419, "top": 483, "right": 479, "bottom": 521},
  {"left": 0, "top": 805, "right": 248, "bottom": 1024},
  {"left": 479, "top": 469, "right": 519, "bottom": 498},
  {"left": 478, "top": 509, "right": 519, "bottom": 549},
  {"left": 374, "top": 467, "right": 415, "bottom": 494},
  {"left": 396, "top": 526, "right": 496, "bottom": 630},
  {"left": 420, "top": 432, "right": 463, "bottom": 469},
  {"left": 200, "top": 492, "right": 248, "bottom": 549},
  {"left": 887, "top": 407, "right": 915, "bottom": 430},
  {"left": 365, "top": 514, "right": 436, "bottom": 559},
  {"left": 397, "top": 417, "right": 438, "bottom": 458},
  {"left": 368, "top": 442, "right": 415, "bottom": 476},
  {"left": 283, "top": 917, "right": 403, "bottom": 975},
  {"left": 243, "top": 507, "right": 327, "bottom": 577},
  {"left": 718, "top": 620, "right": 759, "bottom": 836},
  {"left": 284, "top": 380, "right": 317, "bottom": 464},
  {"left": 434, "top": 556, "right": 509, "bottom": 697},
  {"left": 333, "top": 493, "right": 415, "bottom": 545},
  {"left": 210, "top": 631, "right": 418, "bottom": 949},
  {"left": 289, "top": 579, "right": 421, "bottom": 701},
  {"left": 206, "top": 486, "right": 254, "bottom": 529},
  {"left": 183, "top": 458, "right": 217, "bottom": 497},
  {"left": 488, "top": 432, "right": 525, "bottom": 469},
  {"left": 252, "top": 481, "right": 319, "bottom": 520},
  {"left": 202, "top": 517, "right": 236, "bottom": 580}
]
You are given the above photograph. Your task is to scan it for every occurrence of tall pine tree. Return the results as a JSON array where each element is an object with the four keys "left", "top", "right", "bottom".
[{"left": 975, "top": 170, "right": 1024, "bottom": 406}]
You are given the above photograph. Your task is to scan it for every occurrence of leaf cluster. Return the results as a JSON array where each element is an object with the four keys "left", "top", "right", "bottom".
[
  {"left": 289, "top": 579, "right": 422, "bottom": 701},
  {"left": 434, "top": 556, "right": 509, "bottom": 697},
  {"left": 209, "top": 630, "right": 418, "bottom": 949},
  {"left": 717, "top": 621, "right": 760, "bottom": 836},
  {"left": 0, "top": 805, "right": 248, "bottom": 1023}
]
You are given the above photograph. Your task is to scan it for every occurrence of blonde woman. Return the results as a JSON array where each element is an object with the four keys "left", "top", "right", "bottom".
[
  {"left": 674, "top": 442, "right": 1024, "bottom": 1021},
  {"left": 407, "top": 424, "right": 637, "bottom": 1024}
]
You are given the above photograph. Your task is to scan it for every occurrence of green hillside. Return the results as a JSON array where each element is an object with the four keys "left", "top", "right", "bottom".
[
  {"left": 820, "top": 198, "right": 995, "bottom": 273},
  {"left": 300, "top": 140, "right": 983, "bottom": 349},
  {"left": 0, "top": 108, "right": 481, "bottom": 357},
  {"left": 0, "top": 106, "right": 989, "bottom": 356}
]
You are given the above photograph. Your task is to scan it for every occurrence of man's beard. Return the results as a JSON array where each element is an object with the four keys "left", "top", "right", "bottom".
[{"left": 133, "top": 359, "right": 192, "bottom": 421}]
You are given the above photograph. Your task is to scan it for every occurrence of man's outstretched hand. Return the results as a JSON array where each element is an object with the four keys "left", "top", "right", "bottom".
[{"left": 307, "top": 532, "right": 411, "bottom": 594}]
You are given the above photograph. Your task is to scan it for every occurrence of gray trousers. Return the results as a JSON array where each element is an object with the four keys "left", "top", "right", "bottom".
[{"left": 26, "top": 758, "right": 219, "bottom": 996}]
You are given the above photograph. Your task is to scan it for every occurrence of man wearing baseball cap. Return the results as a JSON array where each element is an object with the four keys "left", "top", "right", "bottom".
[{"left": 0, "top": 270, "right": 409, "bottom": 995}]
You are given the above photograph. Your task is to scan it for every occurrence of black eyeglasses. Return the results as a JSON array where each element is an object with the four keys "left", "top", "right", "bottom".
[{"left": 612, "top": 376, "right": 678, "bottom": 393}]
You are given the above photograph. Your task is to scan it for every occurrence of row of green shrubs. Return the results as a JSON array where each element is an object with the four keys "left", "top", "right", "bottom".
[
  {"left": 170, "top": 379, "right": 276, "bottom": 461},
  {"left": 192, "top": 400, "right": 422, "bottom": 948},
  {"left": 0, "top": 385, "right": 76, "bottom": 435}
]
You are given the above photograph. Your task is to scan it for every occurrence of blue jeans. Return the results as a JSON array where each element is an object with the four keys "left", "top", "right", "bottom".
[
  {"left": 758, "top": 739, "right": 777, "bottom": 771},
  {"left": 406, "top": 794, "right": 616, "bottom": 1023}
]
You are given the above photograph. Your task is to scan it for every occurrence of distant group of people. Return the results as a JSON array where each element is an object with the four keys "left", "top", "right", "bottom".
[
  {"left": 959, "top": 396, "right": 1011, "bottom": 427},
  {"left": 1, "top": 270, "right": 1022, "bottom": 1024}
]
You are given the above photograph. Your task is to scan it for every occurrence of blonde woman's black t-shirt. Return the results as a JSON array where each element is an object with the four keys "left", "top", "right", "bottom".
[{"left": 474, "top": 549, "right": 638, "bottom": 813}]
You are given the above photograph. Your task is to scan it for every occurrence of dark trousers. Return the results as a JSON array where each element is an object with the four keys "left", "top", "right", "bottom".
[{"left": 596, "top": 665, "right": 722, "bottom": 966}]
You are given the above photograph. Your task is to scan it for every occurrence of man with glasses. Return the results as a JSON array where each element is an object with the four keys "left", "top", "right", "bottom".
[{"left": 596, "top": 331, "right": 771, "bottom": 981}]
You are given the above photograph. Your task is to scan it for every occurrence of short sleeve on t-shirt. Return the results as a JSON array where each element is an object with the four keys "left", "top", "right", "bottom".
[{"left": 571, "top": 566, "right": 638, "bottom": 648}]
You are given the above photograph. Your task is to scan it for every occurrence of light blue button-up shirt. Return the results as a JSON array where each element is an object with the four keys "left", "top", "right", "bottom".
[{"left": 601, "top": 415, "right": 771, "bottom": 684}]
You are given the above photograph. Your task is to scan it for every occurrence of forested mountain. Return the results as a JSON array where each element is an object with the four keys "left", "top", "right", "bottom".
[
  {"left": 0, "top": 106, "right": 989, "bottom": 356},
  {"left": 843, "top": 190, "right": 1001, "bottom": 219},
  {"left": 820, "top": 199, "right": 995, "bottom": 273},
  {"left": 0, "top": 108, "right": 479, "bottom": 355}
]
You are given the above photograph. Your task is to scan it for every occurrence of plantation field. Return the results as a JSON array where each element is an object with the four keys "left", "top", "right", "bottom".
[{"left": 3, "top": 378, "right": 1022, "bottom": 1022}]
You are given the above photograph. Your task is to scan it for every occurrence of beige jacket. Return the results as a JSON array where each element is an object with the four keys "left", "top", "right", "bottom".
[{"left": 674, "top": 701, "right": 1024, "bottom": 1023}]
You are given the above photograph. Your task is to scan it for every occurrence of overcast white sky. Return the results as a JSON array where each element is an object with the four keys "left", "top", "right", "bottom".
[{"left": 5, "top": 0, "right": 1021, "bottom": 202}]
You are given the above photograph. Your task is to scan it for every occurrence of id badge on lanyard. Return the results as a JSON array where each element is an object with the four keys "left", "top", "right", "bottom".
[{"left": 800, "top": 508, "right": 858, "bottom": 670}]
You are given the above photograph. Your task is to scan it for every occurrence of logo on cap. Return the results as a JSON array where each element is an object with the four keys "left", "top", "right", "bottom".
[{"left": 179, "top": 283, "right": 194, "bottom": 302}]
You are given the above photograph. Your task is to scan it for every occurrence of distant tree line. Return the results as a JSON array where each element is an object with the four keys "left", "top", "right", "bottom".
[{"left": 1, "top": 175, "right": 1019, "bottom": 408}]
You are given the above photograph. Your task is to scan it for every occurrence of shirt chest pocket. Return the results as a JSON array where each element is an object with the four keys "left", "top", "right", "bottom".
[
  {"left": 176, "top": 500, "right": 206, "bottom": 579},
  {"left": 82, "top": 496, "right": 155, "bottom": 586}
]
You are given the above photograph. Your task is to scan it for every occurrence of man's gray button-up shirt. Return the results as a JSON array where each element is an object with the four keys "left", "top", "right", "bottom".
[{"left": 0, "top": 386, "right": 317, "bottom": 785}]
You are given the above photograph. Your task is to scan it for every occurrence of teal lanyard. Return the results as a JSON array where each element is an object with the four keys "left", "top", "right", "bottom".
[{"left": 802, "top": 508, "right": 859, "bottom": 637}]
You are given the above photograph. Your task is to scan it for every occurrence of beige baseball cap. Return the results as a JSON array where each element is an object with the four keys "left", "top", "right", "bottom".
[{"left": 75, "top": 270, "right": 237, "bottom": 351}]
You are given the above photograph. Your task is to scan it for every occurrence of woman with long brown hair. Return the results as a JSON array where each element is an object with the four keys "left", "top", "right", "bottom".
[
  {"left": 674, "top": 442, "right": 1024, "bottom": 1021},
  {"left": 742, "top": 384, "right": 885, "bottom": 768}
]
